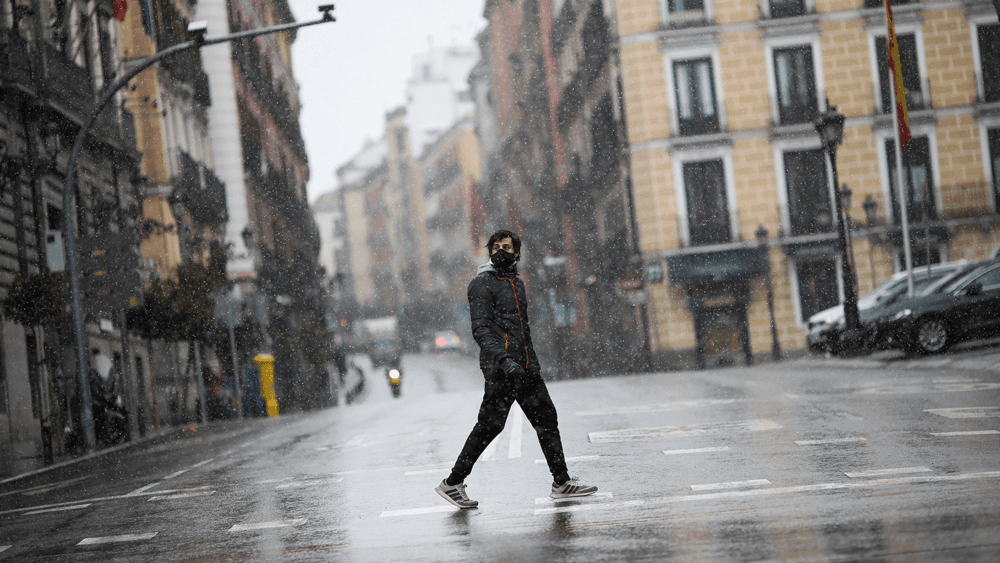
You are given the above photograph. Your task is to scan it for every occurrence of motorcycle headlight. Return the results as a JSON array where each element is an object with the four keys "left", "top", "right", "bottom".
[{"left": 388, "top": 369, "right": 400, "bottom": 380}]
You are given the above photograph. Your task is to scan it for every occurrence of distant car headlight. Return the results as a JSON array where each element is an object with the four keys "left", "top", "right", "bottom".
[
  {"left": 887, "top": 309, "right": 912, "bottom": 322},
  {"left": 388, "top": 369, "right": 401, "bottom": 382}
]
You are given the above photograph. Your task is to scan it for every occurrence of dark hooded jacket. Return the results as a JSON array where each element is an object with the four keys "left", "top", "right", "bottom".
[{"left": 468, "top": 262, "right": 541, "bottom": 376}]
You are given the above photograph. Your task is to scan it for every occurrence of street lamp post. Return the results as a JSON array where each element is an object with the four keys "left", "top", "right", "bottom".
[
  {"left": 815, "top": 105, "right": 861, "bottom": 347},
  {"left": 63, "top": 7, "right": 336, "bottom": 452},
  {"left": 755, "top": 225, "right": 781, "bottom": 361},
  {"left": 862, "top": 194, "right": 879, "bottom": 289}
]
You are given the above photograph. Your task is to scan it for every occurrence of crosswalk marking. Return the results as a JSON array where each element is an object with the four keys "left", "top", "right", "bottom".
[
  {"left": 380, "top": 506, "right": 459, "bottom": 517},
  {"left": 535, "top": 455, "right": 600, "bottom": 464},
  {"left": 125, "top": 483, "right": 160, "bottom": 496},
  {"left": 77, "top": 532, "right": 157, "bottom": 546},
  {"left": 589, "top": 420, "right": 780, "bottom": 443},
  {"left": 844, "top": 467, "right": 931, "bottom": 478},
  {"left": 930, "top": 430, "right": 1000, "bottom": 436},
  {"left": 535, "top": 492, "right": 614, "bottom": 505},
  {"left": 24, "top": 503, "right": 90, "bottom": 515},
  {"left": 690, "top": 479, "right": 770, "bottom": 491},
  {"left": 663, "top": 446, "right": 730, "bottom": 455},
  {"left": 508, "top": 403, "right": 523, "bottom": 459},
  {"left": 229, "top": 519, "right": 307, "bottom": 532},
  {"left": 404, "top": 469, "right": 446, "bottom": 476},
  {"left": 148, "top": 491, "right": 216, "bottom": 501},
  {"left": 275, "top": 477, "right": 343, "bottom": 490},
  {"left": 924, "top": 407, "right": 1000, "bottom": 418},
  {"left": 535, "top": 500, "right": 643, "bottom": 515},
  {"left": 795, "top": 436, "right": 867, "bottom": 446},
  {"left": 575, "top": 399, "right": 742, "bottom": 416}
]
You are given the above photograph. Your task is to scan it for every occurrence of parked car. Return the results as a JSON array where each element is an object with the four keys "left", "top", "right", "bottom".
[
  {"left": 868, "top": 259, "right": 1000, "bottom": 354},
  {"left": 806, "top": 260, "right": 979, "bottom": 355}
]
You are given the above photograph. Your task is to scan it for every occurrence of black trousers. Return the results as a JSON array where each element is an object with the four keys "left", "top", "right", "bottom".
[{"left": 450, "top": 370, "right": 569, "bottom": 483}]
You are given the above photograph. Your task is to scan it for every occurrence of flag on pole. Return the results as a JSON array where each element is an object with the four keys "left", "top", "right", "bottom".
[
  {"left": 113, "top": 0, "right": 127, "bottom": 22},
  {"left": 885, "top": 0, "right": 911, "bottom": 150}
]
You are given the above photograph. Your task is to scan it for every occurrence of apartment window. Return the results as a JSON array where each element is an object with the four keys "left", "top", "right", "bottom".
[
  {"left": 674, "top": 58, "right": 719, "bottom": 136},
  {"left": 864, "top": 0, "right": 914, "bottom": 7},
  {"left": 784, "top": 149, "right": 832, "bottom": 236},
  {"left": 769, "top": 0, "right": 806, "bottom": 18},
  {"left": 979, "top": 24, "right": 1000, "bottom": 103},
  {"left": 875, "top": 34, "right": 924, "bottom": 112},
  {"left": 774, "top": 46, "right": 818, "bottom": 125},
  {"left": 796, "top": 258, "right": 840, "bottom": 322},
  {"left": 885, "top": 137, "right": 936, "bottom": 224},
  {"left": 989, "top": 129, "right": 1000, "bottom": 211},
  {"left": 683, "top": 159, "right": 731, "bottom": 245}
]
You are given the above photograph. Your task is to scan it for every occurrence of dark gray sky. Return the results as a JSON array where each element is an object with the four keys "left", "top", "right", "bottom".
[{"left": 287, "top": 0, "right": 486, "bottom": 201}]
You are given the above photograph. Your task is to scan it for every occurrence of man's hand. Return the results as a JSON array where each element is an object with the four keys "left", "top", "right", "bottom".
[{"left": 500, "top": 357, "right": 526, "bottom": 378}]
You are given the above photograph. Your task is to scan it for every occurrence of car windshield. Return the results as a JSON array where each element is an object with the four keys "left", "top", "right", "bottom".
[{"left": 859, "top": 270, "right": 951, "bottom": 308}]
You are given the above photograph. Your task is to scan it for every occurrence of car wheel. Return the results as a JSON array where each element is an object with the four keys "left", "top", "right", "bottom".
[{"left": 914, "top": 317, "right": 950, "bottom": 354}]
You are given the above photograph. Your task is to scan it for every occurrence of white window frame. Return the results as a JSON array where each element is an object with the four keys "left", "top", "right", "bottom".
[
  {"left": 771, "top": 136, "right": 827, "bottom": 238},
  {"left": 662, "top": 46, "right": 726, "bottom": 137},
  {"left": 874, "top": 125, "right": 942, "bottom": 225},
  {"left": 671, "top": 146, "right": 738, "bottom": 247},
  {"left": 789, "top": 254, "right": 844, "bottom": 327},
  {"left": 867, "top": 24, "right": 928, "bottom": 114},
  {"left": 658, "top": 0, "right": 714, "bottom": 27},
  {"left": 764, "top": 34, "right": 825, "bottom": 126},
  {"left": 969, "top": 15, "right": 1000, "bottom": 104},
  {"left": 979, "top": 117, "right": 1000, "bottom": 212}
]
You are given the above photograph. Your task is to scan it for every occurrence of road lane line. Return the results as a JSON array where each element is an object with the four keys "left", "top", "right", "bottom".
[
  {"left": 508, "top": 403, "right": 523, "bottom": 459},
  {"left": 663, "top": 446, "right": 730, "bottom": 455},
  {"left": 148, "top": 491, "right": 216, "bottom": 501},
  {"left": 77, "top": 532, "right": 157, "bottom": 545},
  {"left": 125, "top": 482, "right": 161, "bottom": 496},
  {"left": 837, "top": 412, "right": 864, "bottom": 421},
  {"left": 380, "top": 506, "right": 459, "bottom": 517},
  {"left": 576, "top": 399, "right": 742, "bottom": 416},
  {"left": 590, "top": 420, "right": 780, "bottom": 443},
  {"left": 925, "top": 407, "right": 1000, "bottom": 418},
  {"left": 931, "top": 430, "right": 1000, "bottom": 436},
  {"left": 535, "top": 500, "right": 644, "bottom": 515},
  {"left": 1, "top": 476, "right": 89, "bottom": 499},
  {"left": 24, "top": 504, "right": 91, "bottom": 515},
  {"left": 0, "top": 545, "right": 8, "bottom": 552},
  {"left": 229, "top": 519, "right": 307, "bottom": 532},
  {"left": 0, "top": 485, "right": 213, "bottom": 516},
  {"left": 844, "top": 467, "right": 932, "bottom": 478},
  {"left": 859, "top": 383, "right": 1000, "bottom": 395},
  {"left": 535, "top": 492, "right": 614, "bottom": 505},
  {"left": 535, "top": 455, "right": 600, "bottom": 464},
  {"left": 795, "top": 436, "right": 867, "bottom": 445},
  {"left": 191, "top": 459, "right": 214, "bottom": 468},
  {"left": 275, "top": 478, "right": 343, "bottom": 490},
  {"left": 690, "top": 479, "right": 771, "bottom": 491},
  {"left": 163, "top": 469, "right": 190, "bottom": 480}
]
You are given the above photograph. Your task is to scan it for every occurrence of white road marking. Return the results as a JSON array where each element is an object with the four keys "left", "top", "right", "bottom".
[
  {"left": 125, "top": 483, "right": 160, "bottom": 496},
  {"left": 590, "top": 420, "right": 780, "bottom": 443},
  {"left": 0, "top": 486, "right": 213, "bottom": 517},
  {"left": 229, "top": 518, "right": 307, "bottom": 532},
  {"left": 0, "top": 545, "right": 8, "bottom": 552},
  {"left": 405, "top": 469, "right": 446, "bottom": 476},
  {"left": 576, "top": 399, "right": 741, "bottom": 416},
  {"left": 275, "top": 477, "right": 343, "bottom": 490},
  {"left": 690, "top": 479, "right": 771, "bottom": 491},
  {"left": 535, "top": 455, "right": 600, "bottom": 464},
  {"left": 931, "top": 430, "right": 1000, "bottom": 436},
  {"left": 859, "top": 383, "right": 1000, "bottom": 395},
  {"left": 77, "top": 532, "right": 157, "bottom": 546},
  {"left": 480, "top": 433, "right": 499, "bottom": 461},
  {"left": 924, "top": 407, "right": 1000, "bottom": 418},
  {"left": 784, "top": 393, "right": 800, "bottom": 400},
  {"left": 0, "top": 476, "right": 88, "bottom": 499},
  {"left": 24, "top": 504, "right": 91, "bottom": 515},
  {"left": 535, "top": 500, "right": 644, "bottom": 515},
  {"left": 795, "top": 436, "right": 867, "bottom": 446},
  {"left": 191, "top": 459, "right": 214, "bottom": 468},
  {"left": 163, "top": 469, "right": 190, "bottom": 480},
  {"left": 534, "top": 471, "right": 1000, "bottom": 515},
  {"left": 148, "top": 491, "right": 216, "bottom": 501},
  {"left": 844, "top": 466, "right": 932, "bottom": 478},
  {"left": 663, "top": 446, "right": 730, "bottom": 455},
  {"left": 380, "top": 506, "right": 459, "bottom": 517},
  {"left": 837, "top": 412, "right": 864, "bottom": 421},
  {"left": 535, "top": 492, "right": 614, "bottom": 505},
  {"left": 508, "top": 403, "right": 524, "bottom": 459}
]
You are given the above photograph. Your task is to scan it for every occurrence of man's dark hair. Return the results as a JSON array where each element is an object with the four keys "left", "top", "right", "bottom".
[{"left": 486, "top": 229, "right": 521, "bottom": 254}]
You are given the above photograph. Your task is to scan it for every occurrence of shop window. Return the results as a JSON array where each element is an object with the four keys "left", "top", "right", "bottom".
[
  {"left": 796, "top": 258, "right": 840, "bottom": 322},
  {"left": 774, "top": 45, "right": 818, "bottom": 125},
  {"left": 673, "top": 58, "right": 719, "bottom": 136},
  {"left": 875, "top": 34, "right": 925, "bottom": 112},
  {"left": 683, "top": 159, "right": 730, "bottom": 246},
  {"left": 784, "top": 149, "right": 832, "bottom": 236}
]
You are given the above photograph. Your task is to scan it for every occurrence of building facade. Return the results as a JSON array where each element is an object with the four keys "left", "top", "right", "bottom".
[{"left": 614, "top": 0, "right": 1000, "bottom": 367}]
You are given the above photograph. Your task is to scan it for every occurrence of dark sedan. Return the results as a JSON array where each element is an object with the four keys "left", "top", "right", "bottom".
[{"left": 869, "top": 260, "right": 1000, "bottom": 354}]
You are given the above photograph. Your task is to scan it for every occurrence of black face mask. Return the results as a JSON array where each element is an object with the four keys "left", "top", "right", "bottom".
[{"left": 491, "top": 249, "right": 517, "bottom": 270}]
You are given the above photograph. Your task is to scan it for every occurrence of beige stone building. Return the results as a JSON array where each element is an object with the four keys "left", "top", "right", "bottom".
[{"left": 613, "top": 0, "right": 1000, "bottom": 367}]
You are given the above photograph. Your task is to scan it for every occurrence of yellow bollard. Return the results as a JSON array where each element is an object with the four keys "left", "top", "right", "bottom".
[{"left": 254, "top": 353, "right": 279, "bottom": 417}]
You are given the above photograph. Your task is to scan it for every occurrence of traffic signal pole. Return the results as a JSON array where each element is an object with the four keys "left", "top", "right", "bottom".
[{"left": 63, "top": 7, "right": 336, "bottom": 452}]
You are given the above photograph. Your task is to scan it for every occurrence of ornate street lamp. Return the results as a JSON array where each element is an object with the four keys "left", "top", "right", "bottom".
[
  {"left": 815, "top": 105, "right": 861, "bottom": 344},
  {"left": 755, "top": 225, "right": 781, "bottom": 361}
]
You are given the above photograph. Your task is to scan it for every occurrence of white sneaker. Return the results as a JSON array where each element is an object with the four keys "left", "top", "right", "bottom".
[
  {"left": 436, "top": 480, "right": 478, "bottom": 509},
  {"left": 551, "top": 477, "right": 598, "bottom": 499}
]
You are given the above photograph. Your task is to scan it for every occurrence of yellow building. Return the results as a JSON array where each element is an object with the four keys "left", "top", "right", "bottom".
[{"left": 614, "top": 0, "right": 1000, "bottom": 367}]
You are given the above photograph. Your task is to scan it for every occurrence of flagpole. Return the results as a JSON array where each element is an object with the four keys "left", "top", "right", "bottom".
[
  {"left": 892, "top": 99, "right": 915, "bottom": 297},
  {"left": 885, "top": 0, "right": 915, "bottom": 297}
]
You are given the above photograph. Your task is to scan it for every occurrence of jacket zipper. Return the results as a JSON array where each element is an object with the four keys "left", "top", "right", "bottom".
[{"left": 505, "top": 279, "right": 530, "bottom": 368}]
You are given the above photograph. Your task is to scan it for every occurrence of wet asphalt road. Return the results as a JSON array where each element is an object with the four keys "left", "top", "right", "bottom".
[{"left": 1, "top": 348, "right": 999, "bottom": 562}]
